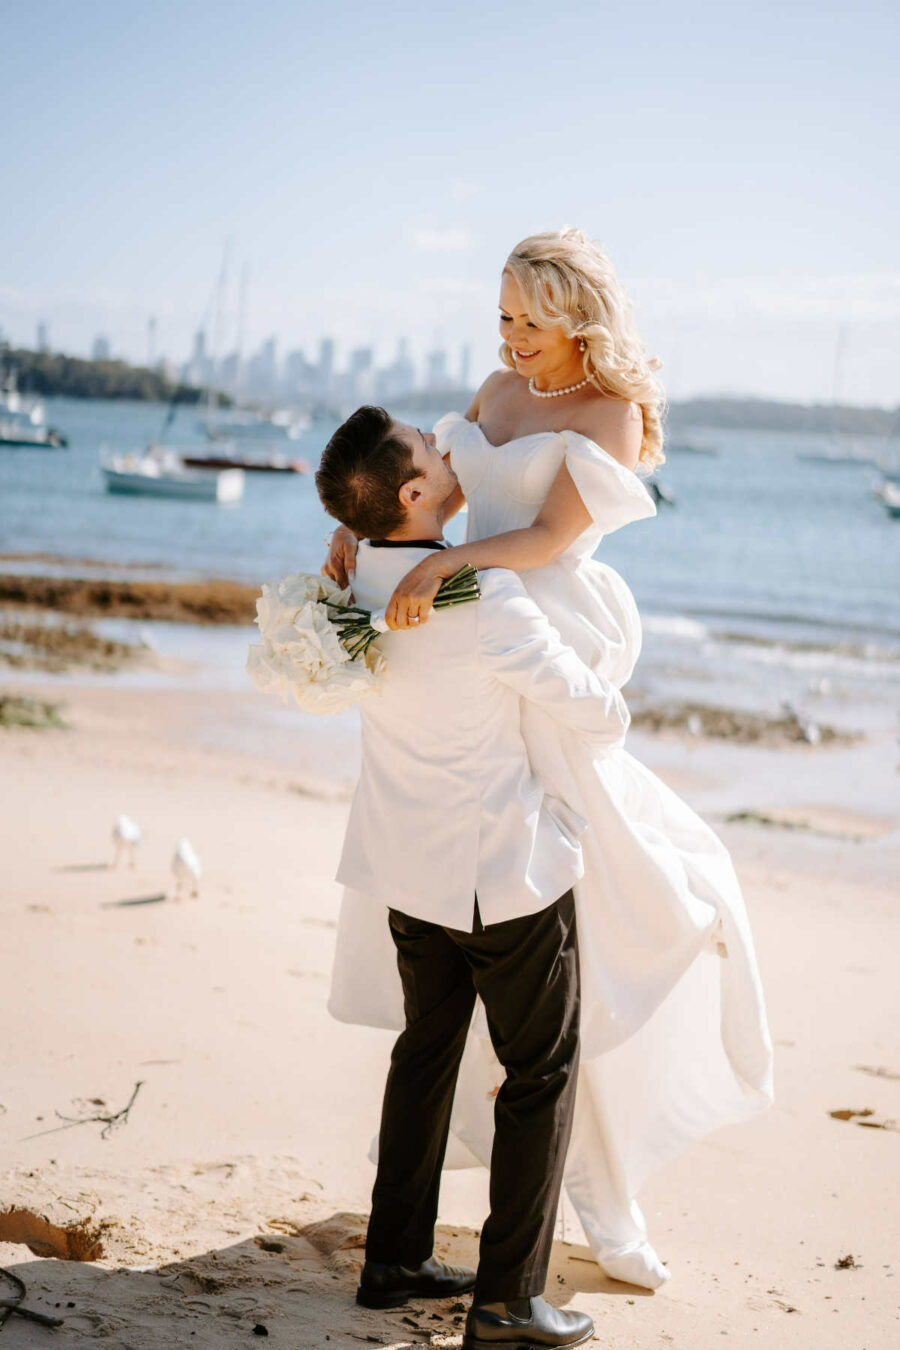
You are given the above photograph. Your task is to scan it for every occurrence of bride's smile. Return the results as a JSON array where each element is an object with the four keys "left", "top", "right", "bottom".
[{"left": 499, "top": 271, "right": 586, "bottom": 393}]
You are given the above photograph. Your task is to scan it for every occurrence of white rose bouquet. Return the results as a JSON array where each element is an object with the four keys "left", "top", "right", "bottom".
[{"left": 246, "top": 564, "right": 480, "bottom": 715}]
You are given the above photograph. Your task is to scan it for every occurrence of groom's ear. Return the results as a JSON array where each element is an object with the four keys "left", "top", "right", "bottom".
[{"left": 398, "top": 477, "right": 424, "bottom": 508}]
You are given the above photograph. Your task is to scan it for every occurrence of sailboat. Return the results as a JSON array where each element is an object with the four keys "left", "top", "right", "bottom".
[
  {"left": 100, "top": 446, "right": 244, "bottom": 502},
  {"left": 0, "top": 368, "right": 68, "bottom": 448},
  {"left": 102, "top": 245, "right": 243, "bottom": 496},
  {"left": 797, "top": 324, "right": 874, "bottom": 467}
]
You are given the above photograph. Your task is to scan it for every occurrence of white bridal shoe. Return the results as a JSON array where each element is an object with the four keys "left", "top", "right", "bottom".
[{"left": 598, "top": 1240, "right": 671, "bottom": 1290}]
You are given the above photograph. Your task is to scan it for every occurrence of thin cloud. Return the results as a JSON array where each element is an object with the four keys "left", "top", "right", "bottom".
[
  {"left": 410, "top": 229, "right": 472, "bottom": 253},
  {"left": 449, "top": 181, "right": 479, "bottom": 205},
  {"left": 630, "top": 273, "right": 900, "bottom": 323},
  {"left": 417, "top": 277, "right": 493, "bottom": 299}
]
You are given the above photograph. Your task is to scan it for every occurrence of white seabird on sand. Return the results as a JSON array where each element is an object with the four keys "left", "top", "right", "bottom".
[
  {"left": 112, "top": 814, "right": 141, "bottom": 869},
  {"left": 172, "top": 838, "right": 202, "bottom": 900}
]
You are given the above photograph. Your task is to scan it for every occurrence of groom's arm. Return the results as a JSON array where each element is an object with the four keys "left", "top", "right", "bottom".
[{"left": 476, "top": 570, "right": 630, "bottom": 744}]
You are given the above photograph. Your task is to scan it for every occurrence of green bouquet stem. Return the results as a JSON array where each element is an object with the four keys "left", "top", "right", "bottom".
[{"left": 326, "top": 563, "right": 481, "bottom": 660}]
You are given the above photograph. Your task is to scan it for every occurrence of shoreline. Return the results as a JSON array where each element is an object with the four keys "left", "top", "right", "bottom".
[
  {"left": 4, "top": 554, "right": 899, "bottom": 657},
  {"left": 3, "top": 551, "right": 899, "bottom": 642},
  {"left": 3, "top": 554, "right": 900, "bottom": 678},
  {"left": 2, "top": 563, "right": 897, "bottom": 758}
]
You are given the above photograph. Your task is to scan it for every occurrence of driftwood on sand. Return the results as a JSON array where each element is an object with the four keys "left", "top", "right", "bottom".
[{"left": 22, "top": 1081, "right": 145, "bottom": 1142}]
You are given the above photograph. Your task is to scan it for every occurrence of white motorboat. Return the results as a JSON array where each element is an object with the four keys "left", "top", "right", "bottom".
[
  {"left": 100, "top": 449, "right": 244, "bottom": 502},
  {"left": 0, "top": 414, "right": 68, "bottom": 448},
  {"left": 200, "top": 407, "right": 311, "bottom": 442},
  {"left": 797, "top": 447, "right": 874, "bottom": 467},
  {"left": 269, "top": 407, "right": 311, "bottom": 439},
  {"left": 665, "top": 438, "right": 718, "bottom": 456},
  {"left": 874, "top": 481, "right": 900, "bottom": 519},
  {"left": 0, "top": 371, "right": 67, "bottom": 447},
  {"left": 180, "top": 447, "right": 310, "bottom": 473}
]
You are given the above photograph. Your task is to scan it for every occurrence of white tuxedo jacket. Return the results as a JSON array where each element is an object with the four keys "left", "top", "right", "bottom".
[{"left": 335, "top": 541, "right": 629, "bottom": 930}]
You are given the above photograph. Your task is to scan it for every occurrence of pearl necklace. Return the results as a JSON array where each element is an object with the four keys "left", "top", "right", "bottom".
[{"left": 528, "top": 375, "right": 591, "bottom": 399}]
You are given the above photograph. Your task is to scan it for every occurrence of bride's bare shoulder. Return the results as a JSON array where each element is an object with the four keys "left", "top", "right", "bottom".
[
  {"left": 465, "top": 368, "right": 518, "bottom": 420},
  {"left": 571, "top": 397, "right": 643, "bottom": 471}
]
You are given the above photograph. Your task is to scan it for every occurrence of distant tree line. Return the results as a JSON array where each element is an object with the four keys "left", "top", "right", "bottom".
[
  {"left": 1, "top": 344, "right": 231, "bottom": 406},
  {"left": 667, "top": 396, "right": 900, "bottom": 438},
  {"left": 413, "top": 390, "right": 899, "bottom": 438}
]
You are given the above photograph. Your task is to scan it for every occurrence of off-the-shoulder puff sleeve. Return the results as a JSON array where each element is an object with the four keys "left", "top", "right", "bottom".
[
  {"left": 560, "top": 429, "right": 657, "bottom": 537},
  {"left": 433, "top": 410, "right": 470, "bottom": 457},
  {"left": 433, "top": 411, "right": 485, "bottom": 498}
]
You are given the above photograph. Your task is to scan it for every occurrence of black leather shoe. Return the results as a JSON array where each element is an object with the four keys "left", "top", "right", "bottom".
[
  {"left": 463, "top": 1295, "right": 594, "bottom": 1348},
  {"left": 356, "top": 1255, "right": 476, "bottom": 1309}
]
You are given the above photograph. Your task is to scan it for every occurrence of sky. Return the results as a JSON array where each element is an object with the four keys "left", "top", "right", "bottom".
[{"left": 3, "top": 0, "right": 899, "bottom": 404}]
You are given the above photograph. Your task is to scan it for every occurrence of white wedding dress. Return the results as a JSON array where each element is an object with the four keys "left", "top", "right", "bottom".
[{"left": 329, "top": 412, "right": 774, "bottom": 1290}]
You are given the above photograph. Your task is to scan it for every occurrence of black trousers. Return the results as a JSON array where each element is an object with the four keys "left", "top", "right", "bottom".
[{"left": 364, "top": 891, "right": 581, "bottom": 1302}]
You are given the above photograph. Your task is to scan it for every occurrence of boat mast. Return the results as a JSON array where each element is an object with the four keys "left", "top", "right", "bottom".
[
  {"left": 206, "top": 238, "right": 231, "bottom": 419},
  {"left": 830, "top": 322, "right": 848, "bottom": 444},
  {"left": 235, "top": 259, "right": 249, "bottom": 405}
]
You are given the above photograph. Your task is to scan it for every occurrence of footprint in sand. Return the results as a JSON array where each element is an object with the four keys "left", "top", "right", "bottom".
[
  {"left": 854, "top": 1064, "right": 900, "bottom": 1082},
  {"left": 63, "top": 1311, "right": 125, "bottom": 1338},
  {"left": 301, "top": 1212, "right": 369, "bottom": 1273}
]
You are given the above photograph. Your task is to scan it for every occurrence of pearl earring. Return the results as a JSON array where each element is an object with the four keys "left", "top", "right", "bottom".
[{"left": 578, "top": 338, "right": 586, "bottom": 351}]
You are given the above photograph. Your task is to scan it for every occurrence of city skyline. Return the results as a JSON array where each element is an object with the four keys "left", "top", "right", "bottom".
[
  {"left": 175, "top": 328, "right": 475, "bottom": 404},
  {"left": 7, "top": 318, "right": 477, "bottom": 406},
  {"left": 4, "top": 2, "right": 899, "bottom": 406},
  {"left": 11, "top": 310, "right": 898, "bottom": 415}
]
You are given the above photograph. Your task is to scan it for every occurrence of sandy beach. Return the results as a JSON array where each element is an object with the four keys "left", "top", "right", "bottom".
[
  {"left": 2, "top": 606, "right": 899, "bottom": 1350},
  {"left": 5, "top": 0, "right": 900, "bottom": 1339}
]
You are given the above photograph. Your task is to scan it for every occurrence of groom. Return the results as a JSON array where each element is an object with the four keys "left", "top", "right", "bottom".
[{"left": 317, "top": 406, "right": 628, "bottom": 1349}]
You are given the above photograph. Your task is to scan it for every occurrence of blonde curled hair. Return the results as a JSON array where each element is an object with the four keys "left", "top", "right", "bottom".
[{"left": 501, "top": 227, "right": 665, "bottom": 470}]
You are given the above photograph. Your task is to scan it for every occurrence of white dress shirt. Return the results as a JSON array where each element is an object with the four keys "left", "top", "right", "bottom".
[{"left": 334, "top": 541, "right": 629, "bottom": 930}]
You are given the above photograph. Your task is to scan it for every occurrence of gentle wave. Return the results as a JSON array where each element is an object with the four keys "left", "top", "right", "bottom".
[
  {"left": 642, "top": 609, "right": 900, "bottom": 682},
  {"left": 643, "top": 603, "right": 900, "bottom": 649},
  {"left": 719, "top": 641, "right": 900, "bottom": 681},
  {"left": 641, "top": 614, "right": 711, "bottom": 642}
]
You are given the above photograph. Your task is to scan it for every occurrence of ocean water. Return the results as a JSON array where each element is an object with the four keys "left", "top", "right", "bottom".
[{"left": 2, "top": 395, "right": 899, "bottom": 729}]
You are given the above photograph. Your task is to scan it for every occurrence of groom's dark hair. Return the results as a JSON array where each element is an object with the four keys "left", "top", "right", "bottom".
[{"left": 316, "top": 405, "right": 418, "bottom": 539}]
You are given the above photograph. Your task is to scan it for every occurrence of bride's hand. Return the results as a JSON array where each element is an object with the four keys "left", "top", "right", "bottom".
[
  {"left": 385, "top": 555, "right": 444, "bottom": 630},
  {"left": 321, "top": 525, "right": 359, "bottom": 587}
]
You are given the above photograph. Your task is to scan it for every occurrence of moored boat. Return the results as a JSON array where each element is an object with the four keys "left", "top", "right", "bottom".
[
  {"left": 797, "top": 448, "right": 874, "bottom": 466},
  {"left": 874, "top": 481, "right": 900, "bottom": 518},
  {"left": 180, "top": 450, "right": 309, "bottom": 473},
  {"left": 200, "top": 408, "right": 310, "bottom": 442},
  {"left": 665, "top": 438, "right": 718, "bottom": 455},
  {"left": 0, "top": 373, "right": 68, "bottom": 447},
  {"left": 100, "top": 449, "right": 244, "bottom": 502},
  {"left": 0, "top": 417, "right": 68, "bottom": 448}
]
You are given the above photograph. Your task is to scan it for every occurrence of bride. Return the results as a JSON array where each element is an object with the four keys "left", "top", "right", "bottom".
[{"left": 324, "top": 227, "right": 773, "bottom": 1290}]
